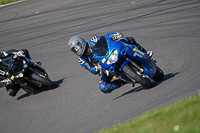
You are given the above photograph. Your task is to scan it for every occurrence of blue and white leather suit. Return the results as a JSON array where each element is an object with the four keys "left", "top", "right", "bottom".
[{"left": 78, "top": 32, "right": 144, "bottom": 93}]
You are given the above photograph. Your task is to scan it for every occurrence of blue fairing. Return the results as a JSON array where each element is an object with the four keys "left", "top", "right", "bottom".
[
  {"left": 92, "top": 34, "right": 156, "bottom": 83},
  {"left": 93, "top": 35, "right": 123, "bottom": 69}
]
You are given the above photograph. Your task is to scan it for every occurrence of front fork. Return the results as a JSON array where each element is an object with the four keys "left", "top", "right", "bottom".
[
  {"left": 109, "top": 57, "right": 150, "bottom": 84},
  {"left": 125, "top": 57, "right": 153, "bottom": 80}
]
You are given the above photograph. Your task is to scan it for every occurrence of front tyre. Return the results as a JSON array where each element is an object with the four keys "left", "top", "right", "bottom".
[
  {"left": 31, "top": 73, "right": 57, "bottom": 88},
  {"left": 122, "top": 64, "right": 156, "bottom": 88}
]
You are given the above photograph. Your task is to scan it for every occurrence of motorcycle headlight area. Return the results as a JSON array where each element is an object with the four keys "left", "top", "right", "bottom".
[
  {"left": 15, "top": 73, "right": 24, "bottom": 78},
  {"left": 106, "top": 50, "right": 118, "bottom": 64}
]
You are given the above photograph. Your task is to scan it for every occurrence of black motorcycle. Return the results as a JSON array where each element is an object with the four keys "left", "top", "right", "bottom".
[{"left": 0, "top": 54, "right": 57, "bottom": 92}]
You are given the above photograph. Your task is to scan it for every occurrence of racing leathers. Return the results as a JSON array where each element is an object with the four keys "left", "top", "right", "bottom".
[
  {"left": 0, "top": 49, "right": 43, "bottom": 97},
  {"left": 79, "top": 32, "right": 150, "bottom": 93}
]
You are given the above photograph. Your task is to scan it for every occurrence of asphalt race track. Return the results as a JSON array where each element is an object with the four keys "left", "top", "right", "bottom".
[{"left": 0, "top": 0, "right": 200, "bottom": 133}]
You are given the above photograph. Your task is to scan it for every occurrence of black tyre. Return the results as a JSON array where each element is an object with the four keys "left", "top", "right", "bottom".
[
  {"left": 122, "top": 64, "right": 156, "bottom": 88},
  {"left": 153, "top": 65, "right": 164, "bottom": 82},
  {"left": 31, "top": 73, "right": 57, "bottom": 88}
]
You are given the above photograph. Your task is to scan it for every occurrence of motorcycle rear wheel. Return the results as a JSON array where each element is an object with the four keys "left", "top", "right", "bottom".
[
  {"left": 122, "top": 64, "right": 156, "bottom": 88},
  {"left": 31, "top": 73, "right": 57, "bottom": 88}
]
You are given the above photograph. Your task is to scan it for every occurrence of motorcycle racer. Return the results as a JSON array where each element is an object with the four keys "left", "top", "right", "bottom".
[
  {"left": 68, "top": 32, "right": 153, "bottom": 93},
  {"left": 0, "top": 49, "right": 43, "bottom": 97}
]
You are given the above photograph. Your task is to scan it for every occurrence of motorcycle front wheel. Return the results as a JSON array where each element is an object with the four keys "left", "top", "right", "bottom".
[{"left": 122, "top": 64, "right": 156, "bottom": 88}]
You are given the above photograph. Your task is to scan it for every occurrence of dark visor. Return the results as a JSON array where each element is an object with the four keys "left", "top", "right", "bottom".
[{"left": 71, "top": 42, "right": 82, "bottom": 54}]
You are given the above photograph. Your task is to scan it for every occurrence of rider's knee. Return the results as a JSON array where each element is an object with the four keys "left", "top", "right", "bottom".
[
  {"left": 99, "top": 81, "right": 112, "bottom": 94},
  {"left": 6, "top": 84, "right": 20, "bottom": 97},
  {"left": 7, "top": 89, "right": 17, "bottom": 97}
]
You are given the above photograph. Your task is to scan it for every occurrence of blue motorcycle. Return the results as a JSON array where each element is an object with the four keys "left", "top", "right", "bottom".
[{"left": 92, "top": 34, "right": 164, "bottom": 88}]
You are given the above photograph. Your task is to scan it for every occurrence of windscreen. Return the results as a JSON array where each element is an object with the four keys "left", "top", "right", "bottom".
[{"left": 93, "top": 36, "right": 108, "bottom": 56}]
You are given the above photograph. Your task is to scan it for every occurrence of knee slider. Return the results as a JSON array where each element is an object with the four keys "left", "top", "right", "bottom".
[
  {"left": 7, "top": 89, "right": 17, "bottom": 97},
  {"left": 99, "top": 80, "right": 112, "bottom": 93}
]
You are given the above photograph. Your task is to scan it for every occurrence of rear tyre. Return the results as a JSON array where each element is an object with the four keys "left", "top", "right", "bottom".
[
  {"left": 122, "top": 64, "right": 156, "bottom": 88},
  {"left": 31, "top": 73, "right": 57, "bottom": 88}
]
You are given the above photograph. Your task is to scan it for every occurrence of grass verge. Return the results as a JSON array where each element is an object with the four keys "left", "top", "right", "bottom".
[
  {"left": 0, "top": 0, "right": 21, "bottom": 5},
  {"left": 96, "top": 94, "right": 200, "bottom": 133}
]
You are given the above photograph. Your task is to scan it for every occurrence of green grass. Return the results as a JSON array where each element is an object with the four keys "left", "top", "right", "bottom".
[
  {"left": 96, "top": 94, "right": 200, "bottom": 133},
  {"left": 0, "top": 0, "right": 20, "bottom": 5}
]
